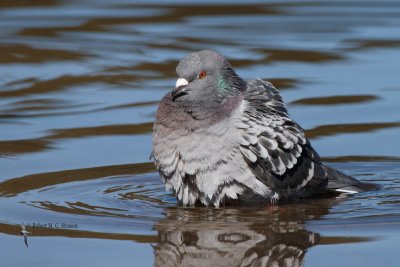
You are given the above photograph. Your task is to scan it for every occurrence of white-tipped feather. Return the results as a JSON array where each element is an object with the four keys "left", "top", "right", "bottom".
[{"left": 335, "top": 188, "right": 359, "bottom": 194}]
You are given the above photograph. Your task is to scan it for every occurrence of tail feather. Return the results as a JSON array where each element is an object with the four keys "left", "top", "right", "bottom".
[
  {"left": 325, "top": 166, "right": 378, "bottom": 193},
  {"left": 335, "top": 186, "right": 363, "bottom": 194}
]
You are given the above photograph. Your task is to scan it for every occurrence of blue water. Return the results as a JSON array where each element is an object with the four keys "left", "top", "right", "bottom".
[{"left": 0, "top": 1, "right": 399, "bottom": 266}]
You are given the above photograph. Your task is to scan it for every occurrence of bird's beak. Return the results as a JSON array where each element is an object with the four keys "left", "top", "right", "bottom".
[{"left": 172, "top": 78, "right": 189, "bottom": 101}]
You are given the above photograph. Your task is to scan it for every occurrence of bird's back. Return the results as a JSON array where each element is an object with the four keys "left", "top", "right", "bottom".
[{"left": 241, "top": 79, "right": 364, "bottom": 199}]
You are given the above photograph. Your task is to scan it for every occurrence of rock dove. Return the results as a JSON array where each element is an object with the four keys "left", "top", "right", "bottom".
[{"left": 152, "top": 50, "right": 366, "bottom": 207}]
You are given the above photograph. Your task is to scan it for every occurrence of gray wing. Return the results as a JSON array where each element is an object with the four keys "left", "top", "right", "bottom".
[{"left": 237, "top": 79, "right": 329, "bottom": 192}]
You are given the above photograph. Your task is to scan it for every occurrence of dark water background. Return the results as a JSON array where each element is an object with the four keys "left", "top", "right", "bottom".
[{"left": 0, "top": 0, "right": 400, "bottom": 266}]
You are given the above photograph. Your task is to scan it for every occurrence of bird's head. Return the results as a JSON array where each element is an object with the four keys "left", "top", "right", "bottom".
[{"left": 172, "top": 50, "right": 246, "bottom": 107}]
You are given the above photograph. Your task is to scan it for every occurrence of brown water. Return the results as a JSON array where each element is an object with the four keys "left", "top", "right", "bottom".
[{"left": 1, "top": 1, "right": 400, "bottom": 266}]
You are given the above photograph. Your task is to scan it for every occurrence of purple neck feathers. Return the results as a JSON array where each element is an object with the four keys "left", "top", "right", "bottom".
[{"left": 156, "top": 93, "right": 243, "bottom": 131}]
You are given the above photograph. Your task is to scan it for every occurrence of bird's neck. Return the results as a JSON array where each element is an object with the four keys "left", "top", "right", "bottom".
[{"left": 157, "top": 93, "right": 243, "bottom": 130}]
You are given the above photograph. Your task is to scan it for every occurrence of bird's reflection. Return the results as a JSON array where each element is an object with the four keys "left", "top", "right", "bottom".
[{"left": 154, "top": 198, "right": 337, "bottom": 267}]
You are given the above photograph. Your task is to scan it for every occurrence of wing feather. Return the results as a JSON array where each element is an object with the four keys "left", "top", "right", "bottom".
[{"left": 237, "top": 79, "right": 327, "bottom": 190}]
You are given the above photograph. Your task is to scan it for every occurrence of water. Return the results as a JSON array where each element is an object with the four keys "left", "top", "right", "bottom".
[{"left": 0, "top": 0, "right": 400, "bottom": 266}]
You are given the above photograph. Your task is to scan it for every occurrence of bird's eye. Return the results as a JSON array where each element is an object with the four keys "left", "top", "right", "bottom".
[{"left": 198, "top": 70, "right": 207, "bottom": 79}]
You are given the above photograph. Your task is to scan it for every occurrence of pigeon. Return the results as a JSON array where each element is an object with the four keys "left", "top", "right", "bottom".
[
  {"left": 20, "top": 223, "right": 31, "bottom": 248},
  {"left": 152, "top": 50, "right": 366, "bottom": 207}
]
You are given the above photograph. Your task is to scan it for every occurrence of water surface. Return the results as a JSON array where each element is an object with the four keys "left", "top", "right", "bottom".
[{"left": 0, "top": 1, "right": 400, "bottom": 266}]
